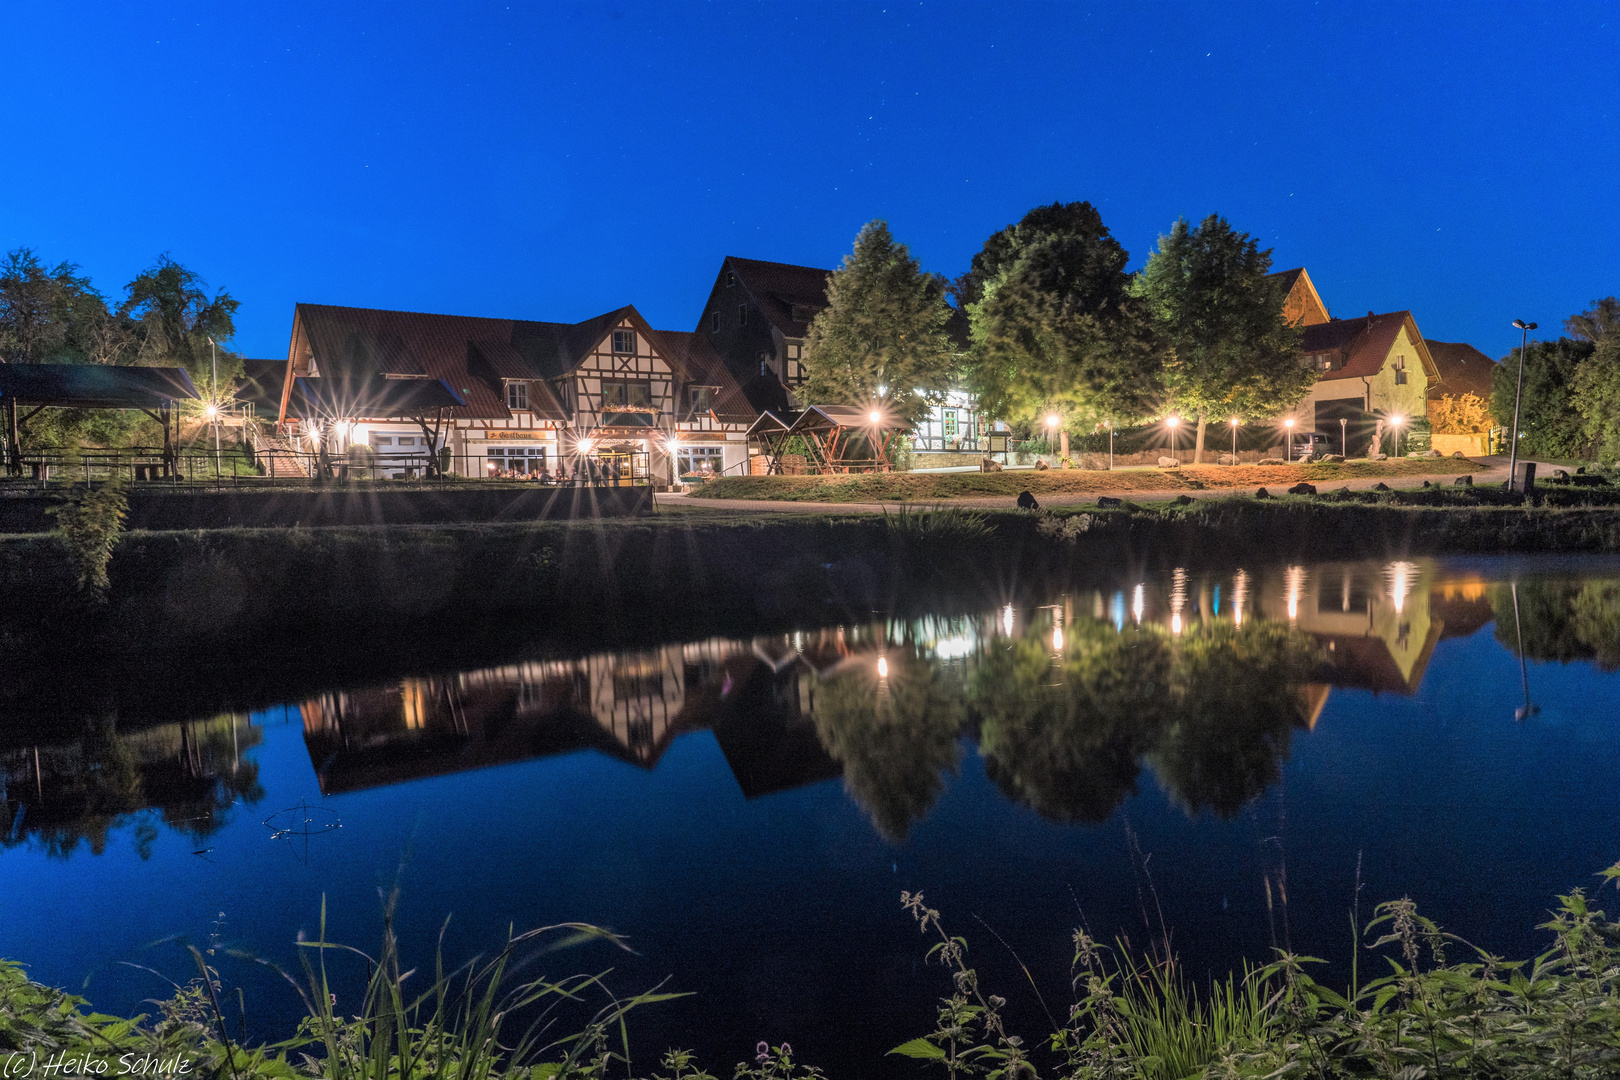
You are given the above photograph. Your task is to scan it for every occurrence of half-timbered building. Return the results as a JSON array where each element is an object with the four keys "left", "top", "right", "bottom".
[{"left": 277, "top": 302, "right": 755, "bottom": 480}]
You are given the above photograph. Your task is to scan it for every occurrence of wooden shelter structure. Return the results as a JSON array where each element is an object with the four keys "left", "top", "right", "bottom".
[
  {"left": 283, "top": 376, "right": 466, "bottom": 474},
  {"left": 0, "top": 364, "right": 199, "bottom": 477},
  {"left": 785, "top": 405, "right": 910, "bottom": 473},
  {"left": 744, "top": 410, "right": 799, "bottom": 474}
]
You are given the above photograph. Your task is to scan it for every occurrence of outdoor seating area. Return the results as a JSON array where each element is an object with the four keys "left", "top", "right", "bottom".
[{"left": 746, "top": 405, "right": 911, "bottom": 475}]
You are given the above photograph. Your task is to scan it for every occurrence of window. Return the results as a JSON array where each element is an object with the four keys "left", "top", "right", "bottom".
[
  {"left": 710, "top": 311, "right": 720, "bottom": 332},
  {"left": 1313, "top": 352, "right": 1335, "bottom": 371},
  {"left": 372, "top": 436, "right": 394, "bottom": 446},
  {"left": 943, "top": 409, "right": 959, "bottom": 437},
  {"left": 760, "top": 359, "right": 770, "bottom": 377},
  {"left": 1393, "top": 354, "right": 1408, "bottom": 385},
  {"left": 787, "top": 343, "right": 801, "bottom": 359},
  {"left": 506, "top": 382, "right": 529, "bottom": 411},
  {"left": 611, "top": 329, "right": 635, "bottom": 354},
  {"left": 739, "top": 304, "right": 749, "bottom": 327},
  {"left": 488, "top": 446, "right": 547, "bottom": 474},
  {"left": 601, "top": 381, "right": 652, "bottom": 409},
  {"left": 678, "top": 446, "right": 724, "bottom": 476},
  {"left": 690, "top": 386, "right": 714, "bottom": 413},
  {"left": 725, "top": 270, "right": 735, "bottom": 288},
  {"left": 790, "top": 305, "right": 816, "bottom": 322}
]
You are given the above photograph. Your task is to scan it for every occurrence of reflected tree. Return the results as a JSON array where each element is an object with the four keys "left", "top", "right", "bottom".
[
  {"left": 1146, "top": 623, "right": 1320, "bottom": 818},
  {"left": 973, "top": 622, "right": 1172, "bottom": 822},
  {"left": 812, "top": 649, "right": 965, "bottom": 842},
  {"left": 1491, "top": 579, "right": 1620, "bottom": 671}
]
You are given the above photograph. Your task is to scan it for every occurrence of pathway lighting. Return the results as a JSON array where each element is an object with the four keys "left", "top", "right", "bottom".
[
  {"left": 1389, "top": 413, "right": 1405, "bottom": 457},
  {"left": 876, "top": 656, "right": 889, "bottom": 679},
  {"left": 1229, "top": 417, "right": 1241, "bottom": 462},
  {"left": 1166, "top": 414, "right": 1180, "bottom": 462},
  {"left": 1508, "top": 320, "right": 1538, "bottom": 485},
  {"left": 1284, "top": 416, "right": 1296, "bottom": 461},
  {"left": 868, "top": 410, "right": 882, "bottom": 424},
  {"left": 576, "top": 436, "right": 595, "bottom": 456}
]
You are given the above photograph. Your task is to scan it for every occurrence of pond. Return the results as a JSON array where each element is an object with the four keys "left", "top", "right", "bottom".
[{"left": 3, "top": 555, "right": 1619, "bottom": 1076}]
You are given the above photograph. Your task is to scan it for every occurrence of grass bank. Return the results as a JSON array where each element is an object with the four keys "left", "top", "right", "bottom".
[
  {"left": 6, "top": 868, "right": 1620, "bottom": 1078},
  {"left": 689, "top": 458, "right": 1473, "bottom": 502}
]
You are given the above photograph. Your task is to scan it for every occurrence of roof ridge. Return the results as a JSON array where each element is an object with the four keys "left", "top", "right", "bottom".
[
  {"left": 295, "top": 301, "right": 606, "bottom": 332},
  {"left": 726, "top": 255, "right": 837, "bottom": 274}
]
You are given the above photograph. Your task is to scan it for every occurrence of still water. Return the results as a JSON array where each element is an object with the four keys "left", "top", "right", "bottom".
[{"left": 4, "top": 556, "right": 1620, "bottom": 1075}]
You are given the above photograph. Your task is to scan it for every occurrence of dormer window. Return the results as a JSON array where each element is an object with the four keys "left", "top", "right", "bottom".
[
  {"left": 506, "top": 382, "right": 529, "bottom": 411},
  {"left": 612, "top": 329, "right": 635, "bottom": 354},
  {"left": 725, "top": 270, "right": 735, "bottom": 288},
  {"left": 791, "top": 304, "right": 817, "bottom": 322},
  {"left": 691, "top": 386, "right": 714, "bottom": 413}
]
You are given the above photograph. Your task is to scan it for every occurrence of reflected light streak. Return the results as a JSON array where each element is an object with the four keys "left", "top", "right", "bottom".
[
  {"left": 1232, "top": 569, "right": 1250, "bottom": 627},
  {"left": 1386, "top": 561, "right": 1417, "bottom": 614},
  {"left": 1002, "top": 604, "right": 1015, "bottom": 636},
  {"left": 876, "top": 656, "right": 889, "bottom": 679},
  {"left": 1052, "top": 626, "right": 1065, "bottom": 652},
  {"left": 1285, "top": 565, "right": 1306, "bottom": 622},
  {"left": 1132, "top": 585, "right": 1145, "bottom": 624}
]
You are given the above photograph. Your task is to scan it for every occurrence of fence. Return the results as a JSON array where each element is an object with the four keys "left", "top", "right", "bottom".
[{"left": 2, "top": 446, "right": 655, "bottom": 488}]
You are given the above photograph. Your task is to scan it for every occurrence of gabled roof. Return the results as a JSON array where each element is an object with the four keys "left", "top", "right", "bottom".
[
  {"left": 746, "top": 410, "right": 800, "bottom": 439},
  {"left": 1425, "top": 340, "right": 1498, "bottom": 401},
  {"left": 286, "top": 303, "right": 673, "bottom": 422},
  {"left": 788, "top": 404, "right": 911, "bottom": 434},
  {"left": 1269, "top": 267, "right": 1330, "bottom": 326},
  {"left": 0, "top": 363, "right": 198, "bottom": 408},
  {"left": 723, "top": 256, "right": 834, "bottom": 338},
  {"left": 1301, "top": 310, "right": 1436, "bottom": 383},
  {"left": 285, "top": 376, "right": 466, "bottom": 420},
  {"left": 236, "top": 359, "right": 287, "bottom": 411},
  {"left": 655, "top": 330, "right": 757, "bottom": 423}
]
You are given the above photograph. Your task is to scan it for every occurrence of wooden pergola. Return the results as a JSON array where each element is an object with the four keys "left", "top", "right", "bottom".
[
  {"left": 784, "top": 405, "right": 911, "bottom": 473},
  {"left": 0, "top": 363, "right": 199, "bottom": 477},
  {"left": 744, "top": 410, "right": 799, "bottom": 475}
]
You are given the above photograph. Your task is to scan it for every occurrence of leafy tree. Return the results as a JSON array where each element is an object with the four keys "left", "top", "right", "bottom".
[
  {"left": 1131, "top": 215, "right": 1311, "bottom": 461},
  {"left": 800, "top": 221, "right": 958, "bottom": 429},
  {"left": 0, "top": 248, "right": 114, "bottom": 364},
  {"left": 1566, "top": 296, "right": 1620, "bottom": 344},
  {"left": 119, "top": 254, "right": 242, "bottom": 399},
  {"left": 963, "top": 202, "right": 1162, "bottom": 431},
  {"left": 1490, "top": 336, "right": 1593, "bottom": 459},
  {"left": 1429, "top": 392, "right": 1493, "bottom": 434}
]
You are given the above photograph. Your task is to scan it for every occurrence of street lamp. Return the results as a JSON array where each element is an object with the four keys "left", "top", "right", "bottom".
[
  {"left": 1106, "top": 419, "right": 1114, "bottom": 470},
  {"left": 1166, "top": 414, "right": 1180, "bottom": 461},
  {"left": 1045, "top": 413, "right": 1068, "bottom": 467},
  {"left": 1508, "top": 319, "right": 1538, "bottom": 487},
  {"left": 1339, "top": 417, "right": 1347, "bottom": 457},
  {"left": 207, "top": 335, "right": 222, "bottom": 474},
  {"left": 1388, "top": 413, "right": 1405, "bottom": 457},
  {"left": 1228, "top": 417, "right": 1240, "bottom": 463},
  {"left": 1284, "top": 416, "right": 1296, "bottom": 461}
]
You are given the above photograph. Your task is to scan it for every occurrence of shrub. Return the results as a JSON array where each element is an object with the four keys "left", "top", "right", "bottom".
[{"left": 47, "top": 480, "right": 128, "bottom": 595}]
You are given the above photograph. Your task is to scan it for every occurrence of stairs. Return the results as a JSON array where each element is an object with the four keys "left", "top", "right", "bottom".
[{"left": 255, "top": 433, "right": 309, "bottom": 479}]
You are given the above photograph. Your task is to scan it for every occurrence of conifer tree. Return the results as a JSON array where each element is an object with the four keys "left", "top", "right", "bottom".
[
  {"left": 1131, "top": 215, "right": 1310, "bottom": 461},
  {"left": 801, "top": 221, "right": 958, "bottom": 429}
]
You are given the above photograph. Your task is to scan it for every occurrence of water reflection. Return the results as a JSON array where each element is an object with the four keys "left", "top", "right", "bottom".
[{"left": 12, "top": 559, "right": 1614, "bottom": 857}]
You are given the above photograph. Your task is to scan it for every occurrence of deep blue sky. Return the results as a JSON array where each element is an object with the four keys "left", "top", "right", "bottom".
[{"left": 5, "top": 1, "right": 1615, "bottom": 362}]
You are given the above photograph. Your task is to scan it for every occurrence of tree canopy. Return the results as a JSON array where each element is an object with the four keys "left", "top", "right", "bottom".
[
  {"left": 1491, "top": 336, "right": 1594, "bottom": 459},
  {"left": 962, "top": 201, "right": 1161, "bottom": 430},
  {"left": 1130, "top": 215, "right": 1310, "bottom": 461},
  {"left": 800, "top": 221, "right": 959, "bottom": 429},
  {"left": 120, "top": 254, "right": 242, "bottom": 397}
]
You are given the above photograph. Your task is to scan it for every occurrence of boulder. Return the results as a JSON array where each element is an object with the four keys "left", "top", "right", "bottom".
[
  {"left": 1157, "top": 456, "right": 1181, "bottom": 468},
  {"left": 1455, "top": 475, "right": 1473, "bottom": 486},
  {"left": 1034, "top": 458, "right": 1050, "bottom": 471},
  {"left": 1369, "top": 453, "right": 1388, "bottom": 461},
  {"left": 1323, "top": 454, "right": 1346, "bottom": 463},
  {"left": 1171, "top": 494, "right": 1193, "bottom": 506},
  {"left": 1217, "top": 453, "right": 1239, "bottom": 465},
  {"left": 1016, "top": 490, "right": 1041, "bottom": 510},
  {"left": 980, "top": 456, "right": 1004, "bottom": 473},
  {"left": 1453, "top": 451, "right": 1468, "bottom": 458},
  {"left": 1255, "top": 487, "right": 1271, "bottom": 499},
  {"left": 1097, "top": 496, "right": 1123, "bottom": 508},
  {"left": 1424, "top": 449, "right": 1442, "bottom": 458},
  {"left": 1258, "top": 457, "right": 1286, "bottom": 466},
  {"left": 1555, "top": 468, "right": 1572, "bottom": 481},
  {"left": 1336, "top": 486, "right": 1352, "bottom": 496},
  {"left": 1287, "top": 482, "right": 1316, "bottom": 496},
  {"left": 1421, "top": 480, "right": 1433, "bottom": 488},
  {"left": 1373, "top": 482, "right": 1391, "bottom": 492}
]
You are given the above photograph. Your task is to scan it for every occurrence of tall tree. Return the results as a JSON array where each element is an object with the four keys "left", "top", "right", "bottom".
[
  {"left": 1573, "top": 327, "right": 1620, "bottom": 465},
  {"left": 119, "top": 254, "right": 242, "bottom": 398},
  {"left": 964, "top": 202, "right": 1162, "bottom": 432},
  {"left": 0, "top": 248, "right": 113, "bottom": 364},
  {"left": 1567, "top": 297, "right": 1620, "bottom": 344},
  {"left": 1131, "top": 216, "right": 1311, "bottom": 461},
  {"left": 800, "top": 221, "right": 958, "bottom": 429},
  {"left": 1490, "top": 336, "right": 1593, "bottom": 459}
]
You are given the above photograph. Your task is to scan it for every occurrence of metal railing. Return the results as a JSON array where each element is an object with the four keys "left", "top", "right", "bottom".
[{"left": 1, "top": 446, "right": 656, "bottom": 489}]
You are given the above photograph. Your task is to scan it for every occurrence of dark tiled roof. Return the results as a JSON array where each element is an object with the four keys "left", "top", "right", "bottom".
[
  {"left": 1300, "top": 311, "right": 1416, "bottom": 382},
  {"left": 1426, "top": 340, "right": 1497, "bottom": 401},
  {"left": 1268, "top": 267, "right": 1305, "bottom": 294},
  {"left": 285, "top": 376, "right": 466, "bottom": 420},
  {"left": 235, "top": 359, "right": 286, "bottom": 410},
  {"left": 655, "top": 330, "right": 757, "bottom": 423},
  {"left": 292, "top": 303, "right": 647, "bottom": 422},
  {"left": 727, "top": 257, "right": 834, "bottom": 337},
  {"left": 0, "top": 363, "right": 198, "bottom": 407}
]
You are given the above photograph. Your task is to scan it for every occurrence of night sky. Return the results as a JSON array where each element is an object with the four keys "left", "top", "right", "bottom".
[{"left": 5, "top": 1, "right": 1615, "bottom": 361}]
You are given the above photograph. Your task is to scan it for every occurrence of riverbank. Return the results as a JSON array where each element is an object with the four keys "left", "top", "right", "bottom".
[
  {"left": 688, "top": 457, "right": 1484, "bottom": 503},
  {"left": 4, "top": 496, "right": 1620, "bottom": 731},
  {"left": 5, "top": 865, "right": 1618, "bottom": 1079}
]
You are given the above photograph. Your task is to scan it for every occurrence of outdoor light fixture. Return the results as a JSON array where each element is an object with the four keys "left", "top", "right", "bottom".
[
  {"left": 1389, "top": 413, "right": 1405, "bottom": 457},
  {"left": 1166, "top": 414, "right": 1180, "bottom": 460},
  {"left": 1229, "top": 417, "right": 1241, "bottom": 463},
  {"left": 576, "top": 436, "right": 595, "bottom": 456},
  {"left": 1508, "top": 319, "right": 1538, "bottom": 485},
  {"left": 876, "top": 385, "right": 888, "bottom": 396},
  {"left": 876, "top": 656, "right": 889, "bottom": 679},
  {"left": 868, "top": 409, "right": 882, "bottom": 424},
  {"left": 1045, "top": 414, "right": 1060, "bottom": 428},
  {"left": 1284, "top": 416, "right": 1296, "bottom": 461},
  {"left": 205, "top": 404, "right": 219, "bottom": 421}
]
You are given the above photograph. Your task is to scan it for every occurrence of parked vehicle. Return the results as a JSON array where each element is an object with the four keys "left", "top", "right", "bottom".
[{"left": 1291, "top": 431, "right": 1334, "bottom": 460}]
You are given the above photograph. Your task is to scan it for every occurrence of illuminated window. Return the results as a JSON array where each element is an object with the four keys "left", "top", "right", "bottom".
[
  {"left": 690, "top": 386, "right": 714, "bottom": 413},
  {"left": 725, "top": 270, "right": 735, "bottom": 288},
  {"left": 943, "top": 410, "right": 958, "bottom": 436},
  {"left": 601, "top": 381, "right": 652, "bottom": 409},
  {"left": 611, "top": 329, "right": 635, "bottom": 354},
  {"left": 506, "top": 382, "right": 529, "bottom": 411}
]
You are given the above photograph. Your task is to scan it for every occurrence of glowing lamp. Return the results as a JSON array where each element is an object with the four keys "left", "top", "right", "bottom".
[
  {"left": 1389, "top": 414, "right": 1404, "bottom": 427},
  {"left": 1045, "top": 414, "right": 1060, "bottom": 428},
  {"left": 205, "top": 404, "right": 219, "bottom": 421},
  {"left": 576, "top": 437, "right": 595, "bottom": 456},
  {"left": 1284, "top": 417, "right": 1296, "bottom": 429},
  {"left": 866, "top": 410, "right": 880, "bottom": 424},
  {"left": 876, "top": 656, "right": 889, "bottom": 678},
  {"left": 1166, "top": 415, "right": 1180, "bottom": 428},
  {"left": 1229, "top": 417, "right": 1241, "bottom": 427}
]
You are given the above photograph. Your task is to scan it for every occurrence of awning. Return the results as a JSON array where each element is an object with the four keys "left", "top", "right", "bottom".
[
  {"left": 0, "top": 363, "right": 199, "bottom": 408},
  {"left": 285, "top": 376, "right": 466, "bottom": 419}
]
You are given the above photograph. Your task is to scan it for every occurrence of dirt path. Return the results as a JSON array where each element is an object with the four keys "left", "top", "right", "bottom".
[{"left": 659, "top": 461, "right": 1514, "bottom": 514}]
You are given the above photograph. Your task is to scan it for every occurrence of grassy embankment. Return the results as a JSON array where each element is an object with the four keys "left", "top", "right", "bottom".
[
  {"left": 689, "top": 458, "right": 1475, "bottom": 502},
  {"left": 6, "top": 867, "right": 1620, "bottom": 1078}
]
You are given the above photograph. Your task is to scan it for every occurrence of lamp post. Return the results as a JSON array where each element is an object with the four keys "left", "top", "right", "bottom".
[
  {"left": 1284, "top": 416, "right": 1296, "bottom": 461},
  {"left": 1229, "top": 417, "right": 1240, "bottom": 463},
  {"left": 1045, "top": 413, "right": 1066, "bottom": 467},
  {"left": 1510, "top": 580, "right": 1539, "bottom": 721},
  {"left": 1389, "top": 413, "right": 1405, "bottom": 457},
  {"left": 207, "top": 335, "right": 221, "bottom": 474},
  {"left": 1106, "top": 419, "right": 1114, "bottom": 470},
  {"left": 1166, "top": 414, "right": 1180, "bottom": 462},
  {"left": 1339, "top": 417, "right": 1347, "bottom": 457},
  {"left": 1508, "top": 319, "right": 1537, "bottom": 487}
]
